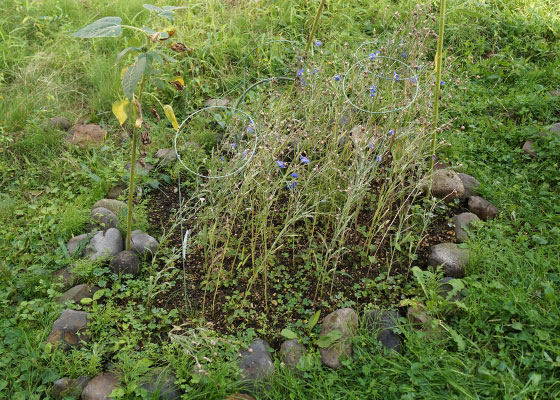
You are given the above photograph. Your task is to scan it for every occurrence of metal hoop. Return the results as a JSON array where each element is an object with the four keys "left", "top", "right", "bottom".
[
  {"left": 342, "top": 55, "right": 419, "bottom": 115},
  {"left": 174, "top": 105, "right": 258, "bottom": 179}
]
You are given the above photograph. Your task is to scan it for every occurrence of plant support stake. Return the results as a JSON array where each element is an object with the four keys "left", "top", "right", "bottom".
[
  {"left": 304, "top": 0, "right": 327, "bottom": 56},
  {"left": 431, "top": 0, "right": 446, "bottom": 175}
]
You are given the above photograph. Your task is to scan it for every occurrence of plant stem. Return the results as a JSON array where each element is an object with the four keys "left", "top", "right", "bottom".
[
  {"left": 429, "top": 0, "right": 446, "bottom": 193},
  {"left": 125, "top": 36, "right": 151, "bottom": 250},
  {"left": 304, "top": 0, "right": 327, "bottom": 56}
]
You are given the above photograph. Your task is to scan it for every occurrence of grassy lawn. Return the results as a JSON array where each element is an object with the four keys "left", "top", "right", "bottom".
[{"left": 0, "top": 0, "right": 559, "bottom": 399}]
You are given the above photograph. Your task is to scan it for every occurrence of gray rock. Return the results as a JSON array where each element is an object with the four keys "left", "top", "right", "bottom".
[
  {"left": 550, "top": 90, "right": 560, "bottom": 97},
  {"left": 52, "top": 266, "right": 79, "bottom": 290},
  {"left": 47, "top": 310, "right": 89, "bottom": 349},
  {"left": 428, "top": 243, "right": 470, "bottom": 278},
  {"left": 522, "top": 140, "right": 537, "bottom": 158},
  {"left": 40, "top": 117, "right": 72, "bottom": 132},
  {"left": 125, "top": 161, "right": 154, "bottom": 175},
  {"left": 458, "top": 173, "right": 480, "bottom": 199},
  {"left": 51, "top": 376, "right": 90, "bottom": 399},
  {"left": 155, "top": 148, "right": 178, "bottom": 166},
  {"left": 549, "top": 122, "right": 560, "bottom": 133},
  {"left": 318, "top": 308, "right": 358, "bottom": 369},
  {"left": 139, "top": 368, "right": 182, "bottom": 400},
  {"left": 467, "top": 196, "right": 499, "bottom": 220},
  {"left": 130, "top": 230, "right": 159, "bottom": 257},
  {"left": 363, "top": 310, "right": 401, "bottom": 353},
  {"left": 424, "top": 169, "right": 464, "bottom": 201},
  {"left": 85, "top": 228, "right": 123, "bottom": 261},
  {"left": 238, "top": 339, "right": 274, "bottom": 381},
  {"left": 205, "top": 98, "right": 230, "bottom": 107},
  {"left": 92, "top": 199, "right": 127, "bottom": 217},
  {"left": 81, "top": 372, "right": 119, "bottom": 400},
  {"left": 58, "top": 284, "right": 100, "bottom": 304},
  {"left": 280, "top": 339, "right": 304, "bottom": 369},
  {"left": 106, "top": 183, "right": 127, "bottom": 200},
  {"left": 66, "top": 124, "right": 106, "bottom": 148},
  {"left": 67, "top": 233, "right": 95, "bottom": 258},
  {"left": 90, "top": 207, "right": 119, "bottom": 230},
  {"left": 452, "top": 212, "right": 480, "bottom": 242},
  {"left": 109, "top": 250, "right": 140, "bottom": 276}
]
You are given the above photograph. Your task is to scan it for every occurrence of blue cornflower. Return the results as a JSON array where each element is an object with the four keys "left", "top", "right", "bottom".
[
  {"left": 410, "top": 76, "right": 417, "bottom": 84},
  {"left": 243, "top": 149, "right": 248, "bottom": 158},
  {"left": 287, "top": 181, "right": 298, "bottom": 190},
  {"left": 369, "top": 50, "right": 380, "bottom": 61},
  {"left": 247, "top": 125, "right": 254, "bottom": 133},
  {"left": 394, "top": 70, "right": 400, "bottom": 81},
  {"left": 300, "top": 155, "right": 310, "bottom": 164},
  {"left": 312, "top": 68, "right": 318, "bottom": 75},
  {"left": 334, "top": 74, "right": 341, "bottom": 82},
  {"left": 291, "top": 172, "right": 299, "bottom": 178},
  {"left": 231, "top": 143, "right": 237, "bottom": 149},
  {"left": 401, "top": 52, "right": 407, "bottom": 59},
  {"left": 376, "top": 155, "right": 382, "bottom": 162},
  {"left": 276, "top": 160, "right": 286, "bottom": 168},
  {"left": 297, "top": 68, "right": 305, "bottom": 77},
  {"left": 369, "top": 85, "right": 377, "bottom": 97},
  {"left": 441, "top": 80, "right": 445, "bottom": 85},
  {"left": 388, "top": 129, "right": 394, "bottom": 135},
  {"left": 301, "top": 78, "right": 306, "bottom": 87},
  {"left": 220, "top": 157, "right": 224, "bottom": 161},
  {"left": 314, "top": 40, "right": 322, "bottom": 47}
]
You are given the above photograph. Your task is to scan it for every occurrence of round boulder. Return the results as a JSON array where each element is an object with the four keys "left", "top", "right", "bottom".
[
  {"left": 318, "top": 308, "right": 358, "bottom": 369},
  {"left": 428, "top": 243, "right": 470, "bottom": 278},
  {"left": 424, "top": 169, "right": 464, "bottom": 201},
  {"left": 238, "top": 339, "right": 274, "bottom": 382},
  {"left": 130, "top": 230, "right": 159, "bottom": 257},
  {"left": 280, "top": 339, "right": 304, "bottom": 369},
  {"left": 85, "top": 228, "right": 123, "bottom": 261},
  {"left": 452, "top": 212, "right": 480, "bottom": 242},
  {"left": 467, "top": 196, "right": 499, "bottom": 220},
  {"left": 109, "top": 250, "right": 140, "bottom": 276},
  {"left": 90, "top": 207, "right": 119, "bottom": 230},
  {"left": 47, "top": 310, "right": 89, "bottom": 350},
  {"left": 81, "top": 372, "right": 119, "bottom": 400},
  {"left": 458, "top": 173, "right": 480, "bottom": 199}
]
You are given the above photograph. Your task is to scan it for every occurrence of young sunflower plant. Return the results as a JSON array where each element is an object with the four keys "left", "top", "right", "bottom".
[{"left": 71, "top": 4, "right": 182, "bottom": 250}]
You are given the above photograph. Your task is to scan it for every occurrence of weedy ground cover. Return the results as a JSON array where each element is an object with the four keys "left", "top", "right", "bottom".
[{"left": 0, "top": 0, "right": 559, "bottom": 399}]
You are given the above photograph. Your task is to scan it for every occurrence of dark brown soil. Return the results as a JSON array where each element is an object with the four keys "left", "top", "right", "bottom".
[{"left": 146, "top": 182, "right": 464, "bottom": 346}]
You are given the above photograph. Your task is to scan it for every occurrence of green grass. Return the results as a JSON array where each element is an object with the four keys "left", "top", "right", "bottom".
[{"left": 0, "top": 0, "right": 559, "bottom": 399}]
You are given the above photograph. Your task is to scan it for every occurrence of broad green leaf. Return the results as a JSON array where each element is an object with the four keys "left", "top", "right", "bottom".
[
  {"left": 163, "top": 105, "right": 179, "bottom": 130},
  {"left": 147, "top": 50, "right": 164, "bottom": 65},
  {"left": 316, "top": 330, "right": 343, "bottom": 348},
  {"left": 80, "top": 297, "right": 93, "bottom": 305},
  {"left": 143, "top": 4, "right": 163, "bottom": 13},
  {"left": 307, "top": 310, "right": 321, "bottom": 331},
  {"left": 152, "top": 49, "right": 177, "bottom": 63},
  {"left": 71, "top": 17, "right": 122, "bottom": 38},
  {"left": 122, "top": 54, "right": 147, "bottom": 100},
  {"left": 116, "top": 46, "right": 141, "bottom": 64},
  {"left": 143, "top": 26, "right": 157, "bottom": 35},
  {"left": 446, "top": 325, "right": 465, "bottom": 351},
  {"left": 92, "top": 289, "right": 105, "bottom": 301},
  {"left": 280, "top": 328, "right": 298, "bottom": 340},
  {"left": 112, "top": 99, "right": 129, "bottom": 125}
]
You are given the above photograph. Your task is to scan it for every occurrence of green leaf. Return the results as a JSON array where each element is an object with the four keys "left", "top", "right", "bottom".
[
  {"left": 122, "top": 54, "right": 147, "bottom": 100},
  {"left": 92, "top": 289, "right": 105, "bottom": 301},
  {"left": 151, "top": 49, "right": 177, "bottom": 63},
  {"left": 316, "top": 330, "right": 343, "bottom": 348},
  {"left": 116, "top": 46, "right": 141, "bottom": 64},
  {"left": 307, "top": 310, "right": 321, "bottom": 331},
  {"left": 80, "top": 297, "right": 93, "bottom": 305},
  {"left": 143, "top": 4, "right": 163, "bottom": 13},
  {"left": 280, "top": 328, "right": 298, "bottom": 340},
  {"left": 71, "top": 17, "right": 122, "bottom": 38},
  {"left": 446, "top": 325, "right": 465, "bottom": 351}
]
